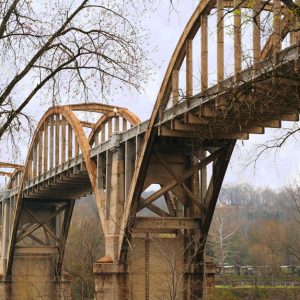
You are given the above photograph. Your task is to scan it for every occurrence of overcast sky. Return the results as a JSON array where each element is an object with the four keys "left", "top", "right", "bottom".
[{"left": 1, "top": 0, "right": 300, "bottom": 188}]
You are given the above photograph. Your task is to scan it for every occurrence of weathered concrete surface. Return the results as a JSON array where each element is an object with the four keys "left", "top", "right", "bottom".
[
  {"left": 11, "top": 255, "right": 55, "bottom": 300},
  {"left": 94, "top": 236, "right": 216, "bottom": 300},
  {"left": 128, "top": 236, "right": 185, "bottom": 299},
  {"left": 204, "top": 257, "right": 216, "bottom": 300},
  {"left": 54, "top": 274, "right": 72, "bottom": 300},
  {"left": 0, "top": 256, "right": 72, "bottom": 300},
  {"left": 94, "top": 257, "right": 128, "bottom": 300},
  {"left": 0, "top": 275, "right": 12, "bottom": 300}
]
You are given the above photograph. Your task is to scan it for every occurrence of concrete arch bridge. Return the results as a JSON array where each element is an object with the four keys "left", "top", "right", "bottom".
[{"left": 0, "top": 0, "right": 300, "bottom": 299}]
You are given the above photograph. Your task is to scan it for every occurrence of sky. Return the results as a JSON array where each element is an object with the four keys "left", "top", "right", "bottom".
[{"left": 1, "top": 0, "right": 300, "bottom": 188}]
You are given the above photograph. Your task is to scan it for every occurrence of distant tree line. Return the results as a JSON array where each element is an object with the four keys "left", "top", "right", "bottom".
[{"left": 208, "top": 183, "right": 300, "bottom": 283}]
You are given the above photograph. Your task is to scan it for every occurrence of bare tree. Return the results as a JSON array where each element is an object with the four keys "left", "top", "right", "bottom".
[
  {"left": 0, "top": 0, "right": 154, "bottom": 143},
  {"left": 208, "top": 207, "right": 238, "bottom": 283},
  {"left": 279, "top": 182, "right": 300, "bottom": 263}
]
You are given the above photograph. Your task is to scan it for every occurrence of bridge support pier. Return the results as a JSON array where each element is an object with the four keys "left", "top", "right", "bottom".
[
  {"left": 0, "top": 276, "right": 11, "bottom": 300},
  {"left": 54, "top": 274, "right": 72, "bottom": 300},
  {"left": 93, "top": 240, "right": 216, "bottom": 300},
  {"left": 185, "top": 262, "right": 216, "bottom": 300},
  {"left": 185, "top": 268, "right": 205, "bottom": 299},
  {"left": 93, "top": 257, "right": 127, "bottom": 300},
  {"left": 0, "top": 274, "right": 71, "bottom": 300}
]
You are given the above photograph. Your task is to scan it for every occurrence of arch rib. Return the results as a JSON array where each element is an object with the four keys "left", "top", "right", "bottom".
[
  {"left": 89, "top": 111, "right": 140, "bottom": 145},
  {"left": 0, "top": 163, "right": 23, "bottom": 170},
  {"left": 5, "top": 105, "right": 106, "bottom": 275}
]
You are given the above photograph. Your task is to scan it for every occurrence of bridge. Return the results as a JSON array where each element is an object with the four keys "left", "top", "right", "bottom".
[{"left": 0, "top": 0, "right": 299, "bottom": 299}]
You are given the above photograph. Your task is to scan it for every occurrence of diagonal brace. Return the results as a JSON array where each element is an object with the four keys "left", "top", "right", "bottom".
[
  {"left": 154, "top": 150, "right": 201, "bottom": 209},
  {"left": 24, "top": 207, "right": 60, "bottom": 243},
  {"left": 16, "top": 204, "right": 68, "bottom": 243},
  {"left": 138, "top": 148, "right": 223, "bottom": 210}
]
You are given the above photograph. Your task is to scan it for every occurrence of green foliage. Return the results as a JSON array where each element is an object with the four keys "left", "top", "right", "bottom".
[{"left": 233, "top": 9, "right": 241, "bottom": 16}]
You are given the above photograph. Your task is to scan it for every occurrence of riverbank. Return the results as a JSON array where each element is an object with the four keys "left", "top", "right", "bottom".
[{"left": 215, "top": 286, "right": 300, "bottom": 300}]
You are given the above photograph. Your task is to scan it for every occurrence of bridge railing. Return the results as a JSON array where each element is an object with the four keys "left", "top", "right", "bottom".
[
  {"left": 2, "top": 104, "right": 140, "bottom": 194},
  {"left": 160, "top": 0, "right": 299, "bottom": 111}
]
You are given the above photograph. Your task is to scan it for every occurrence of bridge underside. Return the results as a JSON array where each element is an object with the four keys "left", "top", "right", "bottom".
[{"left": 0, "top": 165, "right": 90, "bottom": 299}]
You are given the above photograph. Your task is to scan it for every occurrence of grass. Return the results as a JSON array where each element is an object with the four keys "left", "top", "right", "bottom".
[
  {"left": 216, "top": 285, "right": 300, "bottom": 289},
  {"left": 215, "top": 286, "right": 300, "bottom": 300}
]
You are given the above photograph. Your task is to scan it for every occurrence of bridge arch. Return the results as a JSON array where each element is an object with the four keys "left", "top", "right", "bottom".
[
  {"left": 0, "top": 163, "right": 23, "bottom": 189},
  {"left": 88, "top": 108, "right": 140, "bottom": 146},
  {"left": 119, "top": 0, "right": 300, "bottom": 258},
  {"left": 5, "top": 103, "right": 140, "bottom": 276}
]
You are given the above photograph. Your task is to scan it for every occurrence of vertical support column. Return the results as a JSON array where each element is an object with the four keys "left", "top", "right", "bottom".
[
  {"left": 217, "top": 0, "right": 224, "bottom": 84},
  {"left": 273, "top": 0, "right": 282, "bottom": 53},
  {"left": 38, "top": 131, "right": 43, "bottom": 176},
  {"left": 200, "top": 150, "right": 207, "bottom": 205},
  {"left": 290, "top": 11, "right": 296, "bottom": 46},
  {"left": 172, "top": 70, "right": 179, "bottom": 105},
  {"left": 296, "top": 0, "right": 300, "bottom": 43},
  {"left": 186, "top": 39, "right": 193, "bottom": 101},
  {"left": 105, "top": 146, "right": 125, "bottom": 261},
  {"left": 33, "top": 143, "right": 37, "bottom": 178},
  {"left": 200, "top": 150, "right": 209, "bottom": 300},
  {"left": 185, "top": 152, "right": 205, "bottom": 300},
  {"left": 135, "top": 135, "right": 143, "bottom": 167},
  {"left": 95, "top": 132, "right": 99, "bottom": 146},
  {"left": 101, "top": 126, "right": 106, "bottom": 143},
  {"left": 123, "top": 118, "right": 127, "bottom": 131},
  {"left": 27, "top": 154, "right": 33, "bottom": 180},
  {"left": 44, "top": 119, "right": 48, "bottom": 173},
  {"left": 68, "top": 124, "right": 72, "bottom": 160},
  {"left": 201, "top": 14, "right": 208, "bottom": 92},
  {"left": 105, "top": 150, "right": 112, "bottom": 221},
  {"left": 234, "top": 0, "right": 242, "bottom": 79},
  {"left": 125, "top": 141, "right": 135, "bottom": 201},
  {"left": 97, "top": 154, "right": 104, "bottom": 190},
  {"left": 55, "top": 114, "right": 60, "bottom": 167},
  {"left": 192, "top": 154, "right": 200, "bottom": 217},
  {"left": 75, "top": 139, "right": 79, "bottom": 158},
  {"left": 94, "top": 146, "right": 127, "bottom": 300},
  {"left": 115, "top": 116, "right": 120, "bottom": 132},
  {"left": 108, "top": 119, "right": 113, "bottom": 139},
  {"left": 61, "top": 117, "right": 66, "bottom": 163},
  {"left": 0, "top": 200, "right": 9, "bottom": 274},
  {"left": 253, "top": 0, "right": 261, "bottom": 64},
  {"left": 49, "top": 115, "right": 54, "bottom": 169},
  {"left": 9, "top": 198, "right": 12, "bottom": 233}
]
